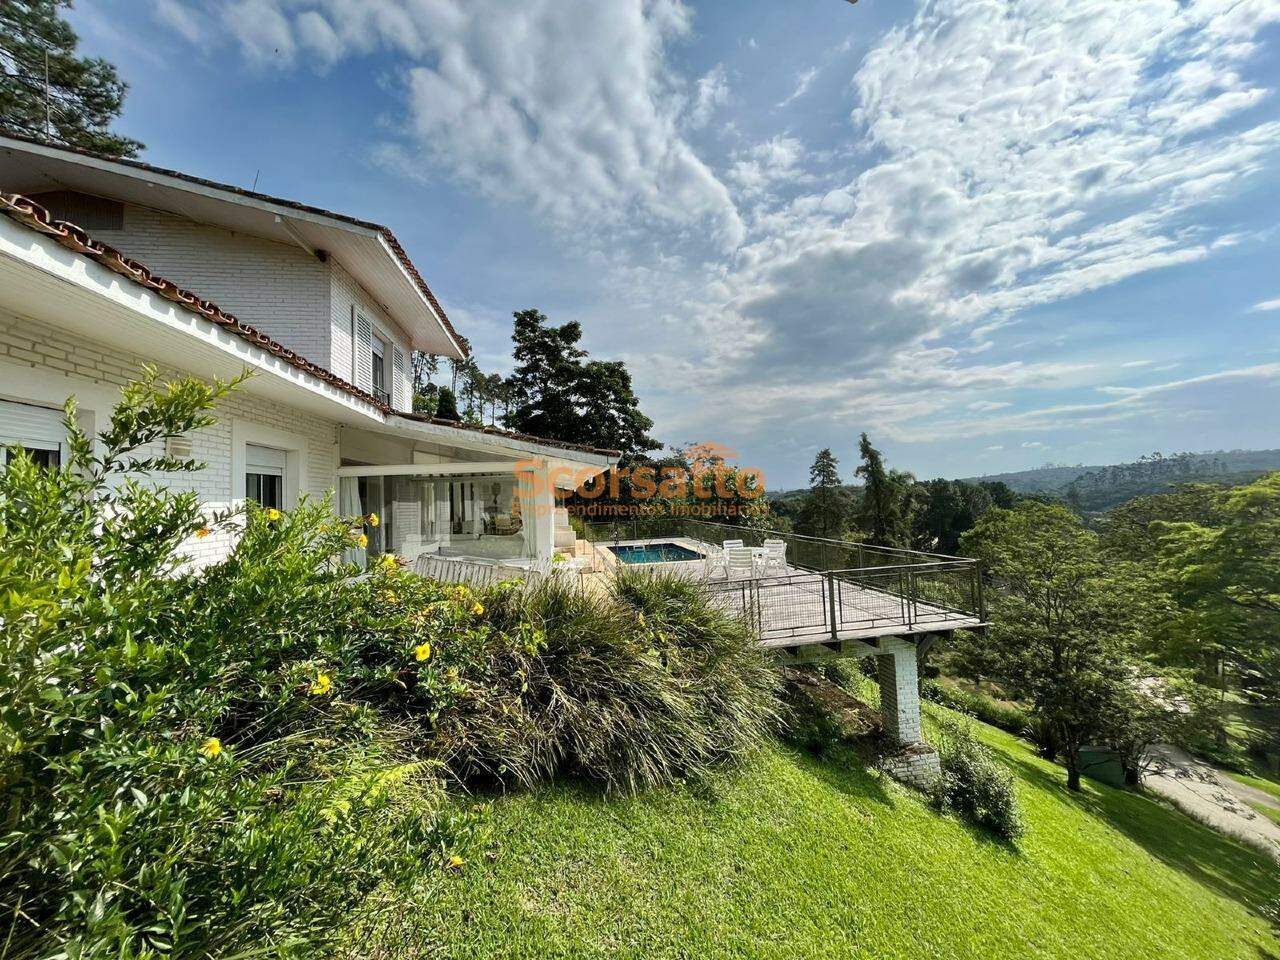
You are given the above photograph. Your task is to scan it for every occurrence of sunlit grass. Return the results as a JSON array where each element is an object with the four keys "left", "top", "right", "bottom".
[{"left": 357, "top": 713, "right": 1280, "bottom": 959}]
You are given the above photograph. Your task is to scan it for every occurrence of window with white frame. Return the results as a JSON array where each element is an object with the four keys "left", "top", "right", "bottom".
[
  {"left": 0, "top": 399, "right": 65, "bottom": 469},
  {"left": 371, "top": 333, "right": 389, "bottom": 405},
  {"left": 245, "top": 443, "right": 286, "bottom": 510}
]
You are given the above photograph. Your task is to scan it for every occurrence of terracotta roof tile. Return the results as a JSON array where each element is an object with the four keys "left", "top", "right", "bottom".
[
  {"left": 1, "top": 191, "right": 619, "bottom": 460},
  {"left": 1, "top": 191, "right": 394, "bottom": 413},
  {"left": 395, "top": 410, "right": 620, "bottom": 458},
  {"left": 0, "top": 131, "right": 466, "bottom": 356}
]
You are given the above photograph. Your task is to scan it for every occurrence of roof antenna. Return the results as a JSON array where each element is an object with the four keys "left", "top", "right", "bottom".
[{"left": 251, "top": 169, "right": 260, "bottom": 191}]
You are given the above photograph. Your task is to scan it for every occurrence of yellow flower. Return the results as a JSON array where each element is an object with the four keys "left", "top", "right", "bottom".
[
  {"left": 200, "top": 737, "right": 223, "bottom": 758},
  {"left": 309, "top": 673, "right": 333, "bottom": 696},
  {"left": 195, "top": 527, "right": 211, "bottom": 539},
  {"left": 266, "top": 508, "right": 282, "bottom": 522},
  {"left": 357, "top": 534, "right": 369, "bottom": 549},
  {"left": 367, "top": 512, "right": 380, "bottom": 528},
  {"left": 379, "top": 553, "right": 399, "bottom": 571},
  {"left": 446, "top": 854, "right": 465, "bottom": 870},
  {"left": 452, "top": 584, "right": 470, "bottom": 600},
  {"left": 414, "top": 642, "right": 432, "bottom": 662},
  {"left": 471, "top": 601, "right": 485, "bottom": 616}
]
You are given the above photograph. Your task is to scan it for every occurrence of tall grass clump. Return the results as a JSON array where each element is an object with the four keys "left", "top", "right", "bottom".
[
  {"left": 0, "top": 371, "right": 446, "bottom": 960},
  {"left": 330, "top": 567, "right": 780, "bottom": 794}
]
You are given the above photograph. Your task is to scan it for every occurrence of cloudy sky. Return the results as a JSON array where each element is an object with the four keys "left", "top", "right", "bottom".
[{"left": 72, "top": 0, "right": 1280, "bottom": 488}]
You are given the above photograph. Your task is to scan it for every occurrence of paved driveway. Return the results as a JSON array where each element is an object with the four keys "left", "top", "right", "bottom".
[{"left": 1143, "top": 744, "right": 1280, "bottom": 860}]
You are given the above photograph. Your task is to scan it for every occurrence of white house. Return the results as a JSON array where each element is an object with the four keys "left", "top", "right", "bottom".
[{"left": 0, "top": 133, "right": 615, "bottom": 568}]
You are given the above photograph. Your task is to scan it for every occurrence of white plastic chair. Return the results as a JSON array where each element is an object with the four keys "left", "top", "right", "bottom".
[
  {"left": 722, "top": 538, "right": 745, "bottom": 551},
  {"left": 704, "top": 547, "right": 728, "bottom": 580},
  {"left": 726, "top": 546, "right": 758, "bottom": 579},
  {"left": 762, "top": 538, "right": 787, "bottom": 575}
]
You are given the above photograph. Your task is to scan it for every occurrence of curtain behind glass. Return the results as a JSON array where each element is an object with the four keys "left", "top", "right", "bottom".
[{"left": 339, "top": 477, "right": 367, "bottom": 567}]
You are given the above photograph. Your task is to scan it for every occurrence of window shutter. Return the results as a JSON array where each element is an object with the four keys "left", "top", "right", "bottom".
[
  {"left": 0, "top": 400, "right": 65, "bottom": 461},
  {"left": 392, "top": 346, "right": 406, "bottom": 410},
  {"left": 354, "top": 313, "right": 372, "bottom": 392}
]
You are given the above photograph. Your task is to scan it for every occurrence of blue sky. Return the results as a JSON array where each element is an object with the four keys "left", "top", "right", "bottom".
[{"left": 69, "top": 0, "right": 1280, "bottom": 489}]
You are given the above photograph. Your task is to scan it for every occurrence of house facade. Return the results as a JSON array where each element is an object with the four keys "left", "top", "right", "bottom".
[{"left": 0, "top": 134, "right": 615, "bottom": 568}]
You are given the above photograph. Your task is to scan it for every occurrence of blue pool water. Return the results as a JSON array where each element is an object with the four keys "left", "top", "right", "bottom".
[{"left": 608, "top": 542, "right": 702, "bottom": 564}]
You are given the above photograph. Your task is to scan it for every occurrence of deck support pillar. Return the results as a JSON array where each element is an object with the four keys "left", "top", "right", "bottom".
[
  {"left": 876, "top": 640, "right": 923, "bottom": 745},
  {"left": 876, "top": 639, "right": 941, "bottom": 789}
]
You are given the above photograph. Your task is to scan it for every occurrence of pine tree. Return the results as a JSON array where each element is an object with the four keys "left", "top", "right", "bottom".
[
  {"left": 503, "top": 309, "right": 659, "bottom": 457},
  {"left": 433, "top": 385, "right": 460, "bottom": 422},
  {"left": 854, "top": 433, "right": 917, "bottom": 547},
  {"left": 0, "top": 0, "right": 142, "bottom": 156},
  {"left": 797, "top": 448, "right": 848, "bottom": 539}
]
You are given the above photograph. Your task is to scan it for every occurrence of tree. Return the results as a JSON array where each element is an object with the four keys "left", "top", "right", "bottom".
[
  {"left": 483, "top": 372, "right": 505, "bottom": 425},
  {"left": 912, "top": 479, "right": 1004, "bottom": 554},
  {"left": 433, "top": 385, "right": 460, "bottom": 422},
  {"left": 504, "top": 308, "right": 588, "bottom": 441},
  {"left": 796, "top": 448, "right": 849, "bottom": 539},
  {"left": 1155, "top": 472, "right": 1280, "bottom": 750},
  {"left": 0, "top": 0, "right": 142, "bottom": 156},
  {"left": 574, "top": 359, "right": 659, "bottom": 457},
  {"left": 962, "top": 502, "right": 1147, "bottom": 791},
  {"left": 854, "top": 433, "right": 918, "bottom": 547},
  {"left": 411, "top": 350, "right": 439, "bottom": 395},
  {"left": 504, "top": 309, "right": 659, "bottom": 457}
]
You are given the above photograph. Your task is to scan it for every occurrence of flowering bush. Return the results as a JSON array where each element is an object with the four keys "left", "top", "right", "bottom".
[
  {"left": 0, "top": 370, "right": 780, "bottom": 958},
  {"left": 0, "top": 371, "right": 448, "bottom": 960}
]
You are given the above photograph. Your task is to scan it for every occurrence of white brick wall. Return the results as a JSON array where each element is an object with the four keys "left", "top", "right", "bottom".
[
  {"left": 330, "top": 261, "right": 415, "bottom": 412},
  {"left": 93, "top": 203, "right": 333, "bottom": 367},
  {"left": 877, "top": 641, "right": 924, "bottom": 745},
  {"left": 0, "top": 308, "right": 342, "bottom": 568}
]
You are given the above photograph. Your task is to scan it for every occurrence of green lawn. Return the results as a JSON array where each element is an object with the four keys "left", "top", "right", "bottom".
[{"left": 358, "top": 716, "right": 1280, "bottom": 960}]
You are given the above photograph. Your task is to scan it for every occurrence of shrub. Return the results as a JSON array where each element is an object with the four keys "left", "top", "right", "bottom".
[
  {"left": 332, "top": 567, "right": 780, "bottom": 794},
  {"left": 930, "top": 716, "right": 1025, "bottom": 841},
  {"left": 922, "top": 678, "right": 1030, "bottom": 735},
  {"left": 0, "top": 371, "right": 447, "bottom": 960}
]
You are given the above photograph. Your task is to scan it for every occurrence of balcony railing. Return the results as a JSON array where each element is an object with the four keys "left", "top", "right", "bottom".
[{"left": 580, "top": 517, "right": 984, "bottom": 645}]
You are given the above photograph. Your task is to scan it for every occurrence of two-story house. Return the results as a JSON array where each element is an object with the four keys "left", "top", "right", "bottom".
[{"left": 0, "top": 133, "right": 614, "bottom": 568}]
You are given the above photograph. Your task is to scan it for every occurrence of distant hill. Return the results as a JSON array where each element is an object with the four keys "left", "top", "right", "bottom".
[
  {"left": 766, "top": 450, "right": 1280, "bottom": 517},
  {"left": 962, "top": 449, "right": 1280, "bottom": 512}
]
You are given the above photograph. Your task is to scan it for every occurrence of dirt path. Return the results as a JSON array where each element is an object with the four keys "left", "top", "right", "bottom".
[{"left": 1143, "top": 744, "right": 1280, "bottom": 861}]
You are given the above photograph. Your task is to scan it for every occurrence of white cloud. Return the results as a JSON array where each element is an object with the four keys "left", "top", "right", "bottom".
[
  {"left": 151, "top": 0, "right": 204, "bottom": 43},
  {"left": 661, "top": 0, "right": 1280, "bottom": 446},
  {"left": 727, "top": 136, "right": 809, "bottom": 199},
  {"left": 188, "top": 0, "right": 745, "bottom": 248},
  {"left": 688, "top": 64, "right": 730, "bottom": 129},
  {"left": 777, "top": 66, "right": 819, "bottom": 108},
  {"left": 1248, "top": 297, "right": 1280, "bottom": 312}
]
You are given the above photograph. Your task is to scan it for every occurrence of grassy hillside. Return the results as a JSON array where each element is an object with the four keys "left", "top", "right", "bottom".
[{"left": 360, "top": 715, "right": 1280, "bottom": 959}]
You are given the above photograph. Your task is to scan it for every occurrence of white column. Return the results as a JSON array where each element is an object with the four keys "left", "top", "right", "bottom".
[
  {"left": 877, "top": 640, "right": 923, "bottom": 745},
  {"left": 516, "top": 462, "right": 556, "bottom": 563},
  {"left": 434, "top": 483, "right": 452, "bottom": 544}
]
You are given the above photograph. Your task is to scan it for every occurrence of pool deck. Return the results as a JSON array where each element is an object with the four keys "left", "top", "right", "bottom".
[{"left": 585, "top": 537, "right": 983, "bottom": 657}]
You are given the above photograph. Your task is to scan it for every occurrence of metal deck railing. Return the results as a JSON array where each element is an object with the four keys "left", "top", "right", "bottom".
[{"left": 581, "top": 518, "right": 984, "bottom": 644}]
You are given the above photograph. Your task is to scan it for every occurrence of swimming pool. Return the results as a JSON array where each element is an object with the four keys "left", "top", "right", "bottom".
[{"left": 608, "top": 542, "right": 703, "bottom": 564}]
